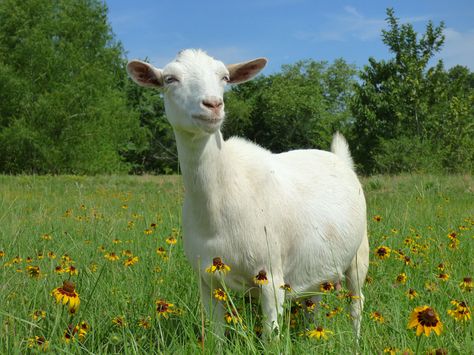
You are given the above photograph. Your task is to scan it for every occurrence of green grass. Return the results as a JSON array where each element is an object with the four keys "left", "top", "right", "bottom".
[{"left": 0, "top": 174, "right": 473, "bottom": 354}]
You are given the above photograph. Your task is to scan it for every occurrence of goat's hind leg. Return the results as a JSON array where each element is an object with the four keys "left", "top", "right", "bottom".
[{"left": 344, "top": 231, "right": 369, "bottom": 338}]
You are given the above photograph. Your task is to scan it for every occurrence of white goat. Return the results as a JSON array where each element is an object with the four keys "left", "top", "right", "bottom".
[{"left": 127, "top": 49, "right": 369, "bottom": 339}]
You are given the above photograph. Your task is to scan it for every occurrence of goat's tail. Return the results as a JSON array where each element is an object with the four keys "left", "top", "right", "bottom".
[{"left": 330, "top": 132, "right": 355, "bottom": 171}]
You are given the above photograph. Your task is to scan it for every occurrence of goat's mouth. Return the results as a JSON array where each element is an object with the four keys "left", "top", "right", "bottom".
[{"left": 192, "top": 114, "right": 223, "bottom": 125}]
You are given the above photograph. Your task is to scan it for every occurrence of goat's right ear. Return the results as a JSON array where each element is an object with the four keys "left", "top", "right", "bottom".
[{"left": 127, "top": 60, "right": 164, "bottom": 88}]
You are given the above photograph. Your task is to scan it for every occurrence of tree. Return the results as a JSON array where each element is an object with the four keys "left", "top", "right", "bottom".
[
  {"left": 122, "top": 77, "right": 178, "bottom": 174},
  {"left": 350, "top": 8, "right": 448, "bottom": 173},
  {"left": 223, "top": 59, "right": 356, "bottom": 153},
  {"left": 0, "top": 0, "right": 145, "bottom": 174}
]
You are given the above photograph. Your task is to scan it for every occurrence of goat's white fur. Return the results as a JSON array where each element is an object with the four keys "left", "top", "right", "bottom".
[{"left": 127, "top": 49, "right": 369, "bottom": 339}]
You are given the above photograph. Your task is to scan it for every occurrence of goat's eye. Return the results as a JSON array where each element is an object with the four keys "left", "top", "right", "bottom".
[
  {"left": 164, "top": 75, "right": 178, "bottom": 84},
  {"left": 222, "top": 75, "right": 230, "bottom": 82}
]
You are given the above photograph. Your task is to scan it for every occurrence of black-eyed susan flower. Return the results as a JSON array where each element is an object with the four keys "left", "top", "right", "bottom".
[
  {"left": 305, "top": 299, "right": 316, "bottom": 312},
  {"left": 112, "top": 316, "right": 127, "bottom": 327},
  {"left": 213, "top": 288, "right": 227, "bottom": 301},
  {"left": 165, "top": 236, "right": 177, "bottom": 245},
  {"left": 205, "top": 257, "right": 230, "bottom": 274},
  {"left": 144, "top": 228, "right": 153, "bottom": 235},
  {"left": 320, "top": 282, "right": 335, "bottom": 293},
  {"left": 47, "top": 251, "right": 56, "bottom": 259},
  {"left": 138, "top": 316, "right": 151, "bottom": 329},
  {"left": 437, "top": 273, "right": 449, "bottom": 281},
  {"left": 305, "top": 326, "right": 333, "bottom": 340},
  {"left": 36, "top": 252, "right": 44, "bottom": 260},
  {"left": 123, "top": 256, "right": 139, "bottom": 267},
  {"left": 280, "top": 283, "right": 292, "bottom": 292},
  {"left": 370, "top": 311, "right": 385, "bottom": 324},
  {"left": 156, "top": 247, "right": 168, "bottom": 260},
  {"left": 31, "top": 310, "right": 46, "bottom": 321},
  {"left": 402, "top": 256, "right": 412, "bottom": 266},
  {"left": 26, "top": 256, "right": 33, "bottom": 263},
  {"left": 396, "top": 272, "right": 407, "bottom": 284},
  {"left": 61, "top": 254, "right": 73, "bottom": 264},
  {"left": 383, "top": 346, "right": 399, "bottom": 354},
  {"left": 64, "top": 265, "right": 78, "bottom": 276},
  {"left": 448, "top": 239, "right": 459, "bottom": 249},
  {"left": 224, "top": 309, "right": 242, "bottom": 324},
  {"left": 375, "top": 246, "right": 391, "bottom": 260},
  {"left": 447, "top": 232, "right": 457, "bottom": 240},
  {"left": 0, "top": 250, "right": 4, "bottom": 258},
  {"left": 459, "top": 277, "right": 473, "bottom": 292},
  {"left": 122, "top": 249, "right": 133, "bottom": 257},
  {"left": 88, "top": 262, "right": 98, "bottom": 273},
  {"left": 156, "top": 299, "right": 174, "bottom": 318},
  {"left": 41, "top": 234, "right": 52, "bottom": 241},
  {"left": 408, "top": 306, "right": 443, "bottom": 336},
  {"left": 407, "top": 288, "right": 418, "bottom": 300},
  {"left": 325, "top": 306, "right": 343, "bottom": 319},
  {"left": 51, "top": 280, "right": 80, "bottom": 314},
  {"left": 26, "top": 265, "right": 41, "bottom": 278},
  {"left": 253, "top": 270, "right": 269, "bottom": 285},
  {"left": 373, "top": 215, "right": 382, "bottom": 222},
  {"left": 447, "top": 300, "right": 471, "bottom": 322},
  {"left": 63, "top": 325, "right": 76, "bottom": 344},
  {"left": 27, "top": 335, "right": 49, "bottom": 351},
  {"left": 104, "top": 252, "right": 120, "bottom": 261},
  {"left": 75, "top": 321, "right": 89, "bottom": 341}
]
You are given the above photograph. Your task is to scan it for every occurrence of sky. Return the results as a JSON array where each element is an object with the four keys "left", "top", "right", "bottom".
[{"left": 106, "top": 0, "right": 474, "bottom": 74}]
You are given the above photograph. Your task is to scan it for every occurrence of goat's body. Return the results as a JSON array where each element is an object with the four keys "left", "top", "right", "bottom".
[
  {"left": 179, "top": 131, "right": 367, "bottom": 307},
  {"left": 127, "top": 49, "right": 368, "bottom": 339}
]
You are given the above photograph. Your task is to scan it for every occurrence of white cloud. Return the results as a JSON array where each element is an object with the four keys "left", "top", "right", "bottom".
[
  {"left": 295, "top": 7, "right": 429, "bottom": 43},
  {"left": 438, "top": 28, "right": 474, "bottom": 70}
]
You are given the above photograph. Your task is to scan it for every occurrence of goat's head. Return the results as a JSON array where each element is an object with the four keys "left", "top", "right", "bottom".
[{"left": 127, "top": 49, "right": 267, "bottom": 134}]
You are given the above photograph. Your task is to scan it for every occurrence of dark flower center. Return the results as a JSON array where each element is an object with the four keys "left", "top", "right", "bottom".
[
  {"left": 157, "top": 301, "right": 169, "bottom": 313},
  {"left": 417, "top": 308, "right": 438, "bottom": 327},
  {"left": 377, "top": 248, "right": 387, "bottom": 256},
  {"left": 61, "top": 281, "right": 76, "bottom": 296},
  {"left": 256, "top": 270, "right": 267, "bottom": 280},
  {"left": 322, "top": 282, "right": 333, "bottom": 290}
]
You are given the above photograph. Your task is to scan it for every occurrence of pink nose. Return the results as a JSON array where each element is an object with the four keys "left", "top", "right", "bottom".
[{"left": 202, "top": 98, "right": 223, "bottom": 113}]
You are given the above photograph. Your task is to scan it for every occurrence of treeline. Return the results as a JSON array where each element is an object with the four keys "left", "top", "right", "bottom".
[{"left": 0, "top": 2, "right": 472, "bottom": 175}]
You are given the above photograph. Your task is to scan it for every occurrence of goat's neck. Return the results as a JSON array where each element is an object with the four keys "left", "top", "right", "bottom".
[{"left": 174, "top": 129, "right": 224, "bottom": 196}]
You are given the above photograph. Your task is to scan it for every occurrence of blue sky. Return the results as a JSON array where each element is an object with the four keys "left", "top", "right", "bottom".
[{"left": 106, "top": 0, "right": 474, "bottom": 74}]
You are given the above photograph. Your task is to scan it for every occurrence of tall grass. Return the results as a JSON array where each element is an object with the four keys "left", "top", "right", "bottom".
[{"left": 0, "top": 174, "right": 472, "bottom": 354}]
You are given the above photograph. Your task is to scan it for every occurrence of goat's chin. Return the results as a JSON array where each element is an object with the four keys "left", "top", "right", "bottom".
[{"left": 192, "top": 114, "right": 224, "bottom": 133}]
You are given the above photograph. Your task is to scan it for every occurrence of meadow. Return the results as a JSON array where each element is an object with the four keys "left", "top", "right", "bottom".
[{"left": 0, "top": 174, "right": 472, "bottom": 354}]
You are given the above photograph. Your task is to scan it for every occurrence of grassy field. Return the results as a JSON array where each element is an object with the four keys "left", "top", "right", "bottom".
[{"left": 0, "top": 174, "right": 472, "bottom": 354}]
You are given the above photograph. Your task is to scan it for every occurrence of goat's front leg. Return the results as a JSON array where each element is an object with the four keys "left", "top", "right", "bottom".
[
  {"left": 200, "top": 280, "right": 225, "bottom": 339},
  {"left": 260, "top": 274, "right": 285, "bottom": 340}
]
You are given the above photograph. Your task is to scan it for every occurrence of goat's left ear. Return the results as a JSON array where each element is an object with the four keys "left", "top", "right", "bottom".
[
  {"left": 226, "top": 58, "right": 267, "bottom": 84},
  {"left": 127, "top": 60, "right": 164, "bottom": 88}
]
